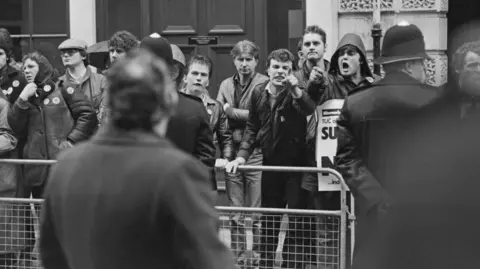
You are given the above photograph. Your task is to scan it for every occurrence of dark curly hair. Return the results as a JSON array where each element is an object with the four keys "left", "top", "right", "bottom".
[
  {"left": 452, "top": 40, "right": 480, "bottom": 73},
  {"left": 107, "top": 31, "right": 139, "bottom": 53},
  {"left": 266, "top": 48, "right": 296, "bottom": 70},
  {"left": 107, "top": 48, "right": 177, "bottom": 131}
]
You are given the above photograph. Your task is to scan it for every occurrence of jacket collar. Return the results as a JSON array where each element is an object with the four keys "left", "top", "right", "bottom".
[
  {"left": 377, "top": 71, "right": 423, "bottom": 86},
  {"left": 92, "top": 124, "right": 172, "bottom": 147},
  {"left": 204, "top": 94, "right": 216, "bottom": 106},
  {"left": 233, "top": 72, "right": 255, "bottom": 85},
  {"left": 64, "top": 66, "right": 92, "bottom": 85},
  {"left": 0, "top": 66, "right": 19, "bottom": 85}
]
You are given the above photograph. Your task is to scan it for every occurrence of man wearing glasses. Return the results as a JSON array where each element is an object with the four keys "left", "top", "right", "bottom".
[{"left": 58, "top": 39, "right": 107, "bottom": 124}]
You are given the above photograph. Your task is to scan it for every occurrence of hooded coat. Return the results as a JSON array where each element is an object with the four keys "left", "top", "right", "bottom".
[
  {"left": 307, "top": 33, "right": 376, "bottom": 105},
  {"left": 302, "top": 34, "right": 377, "bottom": 192},
  {"left": 8, "top": 55, "right": 97, "bottom": 188}
]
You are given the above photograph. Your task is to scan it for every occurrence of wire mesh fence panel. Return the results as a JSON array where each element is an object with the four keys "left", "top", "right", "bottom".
[
  {"left": 217, "top": 207, "right": 342, "bottom": 269},
  {"left": 0, "top": 161, "right": 352, "bottom": 269},
  {"left": 0, "top": 198, "right": 43, "bottom": 269}
]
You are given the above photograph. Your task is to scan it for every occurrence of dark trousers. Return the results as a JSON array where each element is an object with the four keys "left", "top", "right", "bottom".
[
  {"left": 259, "top": 160, "right": 307, "bottom": 268},
  {"left": 305, "top": 191, "right": 353, "bottom": 269}
]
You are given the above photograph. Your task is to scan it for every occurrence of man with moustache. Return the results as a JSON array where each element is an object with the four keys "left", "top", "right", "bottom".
[
  {"left": 225, "top": 49, "right": 316, "bottom": 269},
  {"left": 216, "top": 40, "right": 268, "bottom": 266}
]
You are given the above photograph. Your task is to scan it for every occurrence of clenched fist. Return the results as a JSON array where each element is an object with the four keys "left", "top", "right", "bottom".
[
  {"left": 285, "top": 74, "right": 299, "bottom": 87},
  {"left": 309, "top": 66, "right": 326, "bottom": 83},
  {"left": 19, "top": 83, "right": 38, "bottom": 101}
]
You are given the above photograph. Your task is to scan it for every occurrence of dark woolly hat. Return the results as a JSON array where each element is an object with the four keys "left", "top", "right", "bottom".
[
  {"left": 0, "top": 28, "right": 14, "bottom": 56},
  {"left": 139, "top": 33, "right": 174, "bottom": 67},
  {"left": 374, "top": 21, "right": 430, "bottom": 64}
]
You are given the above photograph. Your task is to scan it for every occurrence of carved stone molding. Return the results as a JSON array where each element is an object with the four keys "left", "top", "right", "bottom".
[
  {"left": 366, "top": 52, "right": 448, "bottom": 86},
  {"left": 339, "top": 0, "right": 448, "bottom": 13},
  {"left": 425, "top": 52, "right": 448, "bottom": 86}
]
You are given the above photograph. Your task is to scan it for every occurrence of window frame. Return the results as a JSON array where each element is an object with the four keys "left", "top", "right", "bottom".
[{"left": 6, "top": 0, "right": 70, "bottom": 52}]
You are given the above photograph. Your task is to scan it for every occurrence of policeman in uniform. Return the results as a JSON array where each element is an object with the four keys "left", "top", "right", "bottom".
[{"left": 335, "top": 22, "right": 442, "bottom": 269}]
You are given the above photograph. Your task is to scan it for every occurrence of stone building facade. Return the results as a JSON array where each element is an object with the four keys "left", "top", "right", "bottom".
[{"left": 306, "top": 0, "right": 448, "bottom": 86}]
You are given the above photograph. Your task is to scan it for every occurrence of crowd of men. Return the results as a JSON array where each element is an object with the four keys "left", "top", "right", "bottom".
[{"left": 0, "top": 17, "right": 479, "bottom": 269}]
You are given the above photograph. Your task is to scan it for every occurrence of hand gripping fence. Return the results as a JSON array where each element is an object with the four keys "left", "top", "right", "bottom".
[
  {"left": 0, "top": 159, "right": 353, "bottom": 269},
  {"left": 216, "top": 165, "right": 351, "bottom": 269}
]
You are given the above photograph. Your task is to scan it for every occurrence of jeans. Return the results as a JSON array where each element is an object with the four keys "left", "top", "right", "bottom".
[
  {"left": 259, "top": 158, "right": 307, "bottom": 269},
  {"left": 226, "top": 148, "right": 262, "bottom": 266}
]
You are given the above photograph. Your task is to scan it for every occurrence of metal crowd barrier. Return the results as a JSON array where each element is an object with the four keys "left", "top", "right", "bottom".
[{"left": 0, "top": 160, "right": 355, "bottom": 269}]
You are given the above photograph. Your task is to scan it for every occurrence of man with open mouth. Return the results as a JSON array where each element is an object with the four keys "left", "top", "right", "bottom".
[
  {"left": 225, "top": 49, "right": 316, "bottom": 269},
  {"left": 300, "top": 32, "right": 376, "bottom": 268}
]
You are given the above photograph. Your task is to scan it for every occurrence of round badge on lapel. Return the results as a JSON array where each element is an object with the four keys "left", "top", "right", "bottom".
[
  {"left": 7, "top": 87, "right": 13, "bottom": 95},
  {"left": 43, "top": 99, "right": 50, "bottom": 105},
  {"left": 52, "top": 97, "right": 60, "bottom": 104},
  {"left": 44, "top": 85, "right": 52, "bottom": 92},
  {"left": 67, "top": 87, "right": 74, "bottom": 95},
  {"left": 12, "top": 80, "right": 19, "bottom": 87},
  {"left": 207, "top": 109, "right": 212, "bottom": 115}
]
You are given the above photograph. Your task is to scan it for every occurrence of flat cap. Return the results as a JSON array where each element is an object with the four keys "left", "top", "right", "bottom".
[{"left": 58, "top": 38, "right": 88, "bottom": 51}]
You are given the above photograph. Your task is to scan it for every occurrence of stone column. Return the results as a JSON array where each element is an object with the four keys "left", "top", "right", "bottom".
[
  {"left": 69, "top": 0, "right": 97, "bottom": 45},
  {"left": 337, "top": 0, "right": 449, "bottom": 86}
]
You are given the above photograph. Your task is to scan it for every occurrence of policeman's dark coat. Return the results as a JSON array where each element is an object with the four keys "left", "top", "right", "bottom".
[{"left": 335, "top": 71, "right": 443, "bottom": 268}]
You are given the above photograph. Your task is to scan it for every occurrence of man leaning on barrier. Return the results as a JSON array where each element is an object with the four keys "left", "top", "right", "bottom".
[
  {"left": 225, "top": 49, "right": 316, "bottom": 269},
  {"left": 39, "top": 48, "right": 235, "bottom": 269}
]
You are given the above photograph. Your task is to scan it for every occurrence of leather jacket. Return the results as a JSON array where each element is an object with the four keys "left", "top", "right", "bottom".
[{"left": 204, "top": 95, "right": 233, "bottom": 160}]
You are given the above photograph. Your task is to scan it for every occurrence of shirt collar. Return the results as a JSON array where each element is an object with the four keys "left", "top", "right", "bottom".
[
  {"left": 233, "top": 72, "right": 255, "bottom": 85},
  {"left": 66, "top": 67, "right": 89, "bottom": 85},
  {"left": 265, "top": 81, "right": 273, "bottom": 94}
]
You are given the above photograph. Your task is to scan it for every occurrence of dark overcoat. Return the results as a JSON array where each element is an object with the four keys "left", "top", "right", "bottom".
[{"left": 40, "top": 125, "right": 235, "bottom": 269}]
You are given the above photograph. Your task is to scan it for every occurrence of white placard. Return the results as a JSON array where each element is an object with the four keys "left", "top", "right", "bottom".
[{"left": 315, "top": 99, "right": 349, "bottom": 191}]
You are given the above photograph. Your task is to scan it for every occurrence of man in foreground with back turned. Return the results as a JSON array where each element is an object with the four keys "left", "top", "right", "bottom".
[{"left": 39, "top": 48, "right": 235, "bottom": 269}]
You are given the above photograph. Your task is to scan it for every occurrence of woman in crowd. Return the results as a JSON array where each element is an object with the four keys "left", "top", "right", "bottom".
[
  {"left": 8, "top": 51, "right": 97, "bottom": 199},
  {"left": 0, "top": 29, "right": 28, "bottom": 269},
  {"left": 8, "top": 51, "right": 97, "bottom": 266}
]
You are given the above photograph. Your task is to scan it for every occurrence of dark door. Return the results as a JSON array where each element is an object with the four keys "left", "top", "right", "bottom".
[
  {"left": 151, "top": 0, "right": 267, "bottom": 98},
  {"left": 266, "top": 0, "right": 305, "bottom": 57},
  {"left": 97, "top": 0, "right": 267, "bottom": 99}
]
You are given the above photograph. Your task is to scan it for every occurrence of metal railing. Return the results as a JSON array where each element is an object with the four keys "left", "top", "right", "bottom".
[{"left": 0, "top": 159, "right": 354, "bottom": 269}]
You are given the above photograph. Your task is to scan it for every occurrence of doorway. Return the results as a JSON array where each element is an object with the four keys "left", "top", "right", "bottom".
[{"left": 266, "top": 0, "right": 305, "bottom": 63}]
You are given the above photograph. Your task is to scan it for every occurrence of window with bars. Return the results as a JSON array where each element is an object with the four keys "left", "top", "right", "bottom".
[{"left": 0, "top": 0, "right": 69, "bottom": 74}]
